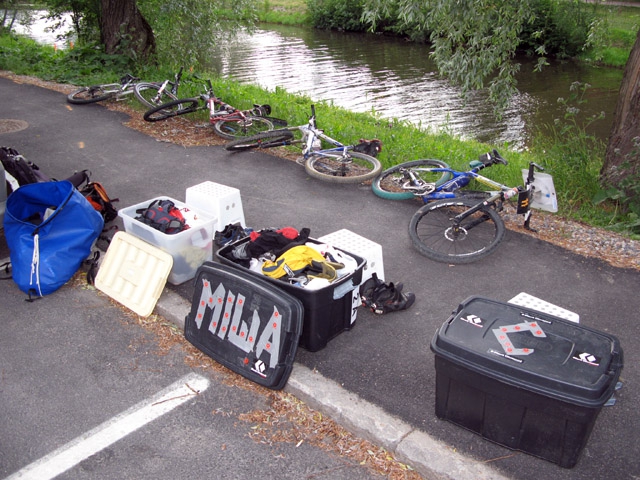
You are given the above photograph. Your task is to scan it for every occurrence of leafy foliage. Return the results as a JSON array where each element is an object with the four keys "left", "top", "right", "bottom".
[
  {"left": 138, "top": 0, "right": 257, "bottom": 68},
  {"left": 529, "top": 81, "right": 634, "bottom": 227},
  {"left": 594, "top": 137, "right": 640, "bottom": 233},
  {"left": 31, "top": 0, "right": 258, "bottom": 70},
  {"left": 361, "top": 0, "right": 603, "bottom": 112},
  {"left": 42, "top": 0, "right": 101, "bottom": 44},
  {"left": 519, "top": 0, "right": 597, "bottom": 58},
  {"left": 307, "top": 0, "right": 370, "bottom": 32},
  {"left": 0, "top": 34, "right": 133, "bottom": 83}
]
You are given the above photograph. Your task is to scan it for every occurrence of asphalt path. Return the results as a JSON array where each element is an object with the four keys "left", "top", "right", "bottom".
[
  {"left": 0, "top": 272, "right": 389, "bottom": 480},
  {"left": 1, "top": 75, "right": 638, "bottom": 480}
]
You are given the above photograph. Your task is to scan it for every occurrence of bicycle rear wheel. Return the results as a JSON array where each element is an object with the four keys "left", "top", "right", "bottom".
[
  {"left": 67, "top": 84, "right": 118, "bottom": 104},
  {"left": 372, "top": 159, "right": 452, "bottom": 201},
  {"left": 305, "top": 151, "right": 382, "bottom": 184},
  {"left": 224, "top": 129, "right": 295, "bottom": 151},
  {"left": 213, "top": 116, "right": 274, "bottom": 140},
  {"left": 409, "top": 197, "right": 505, "bottom": 264},
  {"left": 143, "top": 98, "right": 199, "bottom": 122},
  {"left": 133, "top": 82, "right": 178, "bottom": 109}
]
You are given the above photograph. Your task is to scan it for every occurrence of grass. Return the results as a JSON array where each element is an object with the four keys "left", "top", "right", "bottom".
[
  {"left": 1, "top": 24, "right": 638, "bottom": 236},
  {"left": 258, "top": 0, "right": 310, "bottom": 25},
  {"left": 577, "top": 5, "right": 640, "bottom": 66}
]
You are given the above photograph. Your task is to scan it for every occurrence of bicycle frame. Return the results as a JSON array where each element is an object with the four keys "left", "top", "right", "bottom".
[
  {"left": 190, "top": 79, "right": 249, "bottom": 124},
  {"left": 144, "top": 66, "right": 184, "bottom": 103},
  {"left": 417, "top": 167, "right": 512, "bottom": 202},
  {"left": 107, "top": 74, "right": 139, "bottom": 100},
  {"left": 207, "top": 96, "right": 248, "bottom": 124},
  {"left": 447, "top": 161, "right": 543, "bottom": 231},
  {"left": 296, "top": 106, "right": 358, "bottom": 162}
]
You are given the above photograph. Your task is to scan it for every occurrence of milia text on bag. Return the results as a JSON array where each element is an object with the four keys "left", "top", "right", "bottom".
[{"left": 184, "top": 263, "right": 303, "bottom": 390}]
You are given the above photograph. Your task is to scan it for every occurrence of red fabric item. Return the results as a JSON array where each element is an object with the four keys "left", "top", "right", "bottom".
[
  {"left": 277, "top": 227, "right": 299, "bottom": 239},
  {"left": 249, "top": 227, "right": 299, "bottom": 242}
]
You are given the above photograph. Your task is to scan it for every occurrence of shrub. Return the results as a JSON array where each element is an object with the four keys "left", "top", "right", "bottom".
[{"left": 307, "top": 0, "right": 370, "bottom": 32}]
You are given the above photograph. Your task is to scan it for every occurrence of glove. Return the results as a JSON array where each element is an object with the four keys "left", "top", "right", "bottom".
[{"left": 306, "top": 260, "right": 344, "bottom": 282}]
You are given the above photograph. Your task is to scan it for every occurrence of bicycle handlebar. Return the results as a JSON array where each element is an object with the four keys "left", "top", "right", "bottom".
[
  {"left": 491, "top": 149, "right": 508, "bottom": 165},
  {"left": 526, "top": 162, "right": 545, "bottom": 184}
]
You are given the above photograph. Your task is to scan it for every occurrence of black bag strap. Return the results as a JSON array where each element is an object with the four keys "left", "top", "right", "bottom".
[
  {"left": 85, "top": 251, "right": 101, "bottom": 285},
  {"left": 0, "top": 261, "right": 11, "bottom": 280}
]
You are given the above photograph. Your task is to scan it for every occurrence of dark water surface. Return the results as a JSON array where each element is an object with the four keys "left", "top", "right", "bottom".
[
  {"left": 206, "top": 24, "right": 623, "bottom": 150},
  {"left": 9, "top": 13, "right": 623, "bottom": 150}
]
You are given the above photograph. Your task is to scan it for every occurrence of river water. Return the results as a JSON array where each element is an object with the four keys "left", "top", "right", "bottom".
[
  {"left": 205, "top": 24, "right": 623, "bottom": 150},
  {"left": 7, "top": 14, "right": 623, "bottom": 150}
]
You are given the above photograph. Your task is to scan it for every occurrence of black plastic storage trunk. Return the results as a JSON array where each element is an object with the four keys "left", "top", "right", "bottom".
[
  {"left": 216, "top": 238, "right": 365, "bottom": 352},
  {"left": 431, "top": 296, "right": 623, "bottom": 468},
  {"left": 184, "top": 262, "right": 304, "bottom": 390}
]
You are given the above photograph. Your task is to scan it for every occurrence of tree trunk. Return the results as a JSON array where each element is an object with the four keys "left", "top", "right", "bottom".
[
  {"left": 601, "top": 28, "right": 640, "bottom": 190},
  {"left": 100, "top": 0, "right": 155, "bottom": 60}
]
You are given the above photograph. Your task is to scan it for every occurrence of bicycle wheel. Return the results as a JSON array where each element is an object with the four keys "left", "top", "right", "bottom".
[
  {"left": 67, "top": 84, "right": 118, "bottom": 104},
  {"left": 305, "top": 151, "right": 382, "bottom": 184},
  {"left": 372, "top": 159, "right": 452, "bottom": 201},
  {"left": 213, "top": 116, "right": 274, "bottom": 140},
  {"left": 143, "top": 98, "right": 200, "bottom": 122},
  {"left": 409, "top": 197, "right": 505, "bottom": 264},
  {"left": 133, "top": 82, "right": 178, "bottom": 109},
  {"left": 224, "top": 129, "right": 295, "bottom": 151}
]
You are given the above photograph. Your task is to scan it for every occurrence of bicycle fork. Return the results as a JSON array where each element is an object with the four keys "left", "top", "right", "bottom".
[
  {"left": 519, "top": 162, "right": 545, "bottom": 231},
  {"left": 448, "top": 189, "right": 517, "bottom": 238}
]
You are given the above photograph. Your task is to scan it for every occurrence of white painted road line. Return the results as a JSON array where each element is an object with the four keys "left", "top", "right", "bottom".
[{"left": 6, "top": 373, "right": 210, "bottom": 480}]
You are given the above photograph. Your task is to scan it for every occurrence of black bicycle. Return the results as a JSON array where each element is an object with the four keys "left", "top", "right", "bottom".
[{"left": 408, "top": 157, "right": 550, "bottom": 263}]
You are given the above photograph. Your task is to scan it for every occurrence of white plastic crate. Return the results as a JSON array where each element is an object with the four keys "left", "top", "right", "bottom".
[
  {"left": 186, "top": 181, "right": 245, "bottom": 232},
  {"left": 318, "top": 229, "right": 384, "bottom": 283},
  {"left": 118, "top": 197, "right": 215, "bottom": 285},
  {"left": 508, "top": 292, "right": 579, "bottom": 323}
]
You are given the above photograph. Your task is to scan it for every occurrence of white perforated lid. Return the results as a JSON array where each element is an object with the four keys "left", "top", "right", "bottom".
[{"left": 95, "top": 231, "right": 173, "bottom": 317}]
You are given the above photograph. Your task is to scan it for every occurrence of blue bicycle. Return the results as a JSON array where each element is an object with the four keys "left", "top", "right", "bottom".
[
  {"left": 373, "top": 150, "right": 549, "bottom": 263},
  {"left": 371, "top": 149, "right": 513, "bottom": 202}
]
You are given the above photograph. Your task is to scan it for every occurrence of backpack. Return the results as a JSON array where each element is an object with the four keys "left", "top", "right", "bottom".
[
  {"left": 135, "top": 198, "right": 188, "bottom": 234},
  {"left": 79, "top": 181, "right": 119, "bottom": 223},
  {"left": 1, "top": 146, "right": 50, "bottom": 193}
]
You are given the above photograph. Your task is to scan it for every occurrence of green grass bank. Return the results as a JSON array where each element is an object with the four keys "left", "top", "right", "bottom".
[{"left": 0, "top": 29, "right": 638, "bottom": 237}]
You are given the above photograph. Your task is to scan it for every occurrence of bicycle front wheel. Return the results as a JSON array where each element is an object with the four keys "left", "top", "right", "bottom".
[
  {"left": 224, "top": 129, "right": 295, "bottom": 152},
  {"left": 372, "top": 159, "right": 452, "bottom": 201},
  {"left": 305, "top": 151, "right": 382, "bottom": 184},
  {"left": 213, "top": 116, "right": 274, "bottom": 140},
  {"left": 409, "top": 197, "right": 505, "bottom": 264},
  {"left": 67, "top": 84, "right": 119, "bottom": 104},
  {"left": 133, "top": 82, "right": 178, "bottom": 109},
  {"left": 143, "top": 98, "right": 199, "bottom": 122}
]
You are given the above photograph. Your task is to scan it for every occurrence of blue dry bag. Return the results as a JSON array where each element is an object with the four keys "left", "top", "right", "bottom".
[{"left": 4, "top": 180, "right": 104, "bottom": 297}]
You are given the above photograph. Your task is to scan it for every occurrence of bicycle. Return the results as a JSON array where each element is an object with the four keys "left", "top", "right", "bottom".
[
  {"left": 374, "top": 150, "right": 520, "bottom": 202},
  {"left": 66, "top": 68, "right": 185, "bottom": 109},
  {"left": 224, "top": 105, "right": 383, "bottom": 184},
  {"left": 142, "top": 78, "right": 276, "bottom": 140},
  {"left": 373, "top": 150, "right": 550, "bottom": 263}
]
